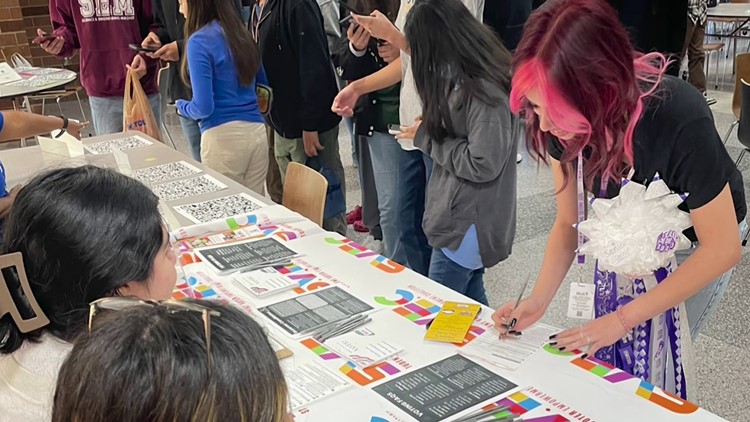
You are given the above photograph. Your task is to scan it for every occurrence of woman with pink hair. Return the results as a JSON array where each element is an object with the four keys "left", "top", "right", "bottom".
[{"left": 492, "top": 0, "right": 745, "bottom": 399}]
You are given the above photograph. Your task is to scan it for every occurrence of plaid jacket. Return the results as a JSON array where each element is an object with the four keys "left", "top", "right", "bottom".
[{"left": 689, "top": 0, "right": 707, "bottom": 25}]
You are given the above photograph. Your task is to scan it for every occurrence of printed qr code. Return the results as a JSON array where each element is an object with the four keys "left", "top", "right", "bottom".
[
  {"left": 84, "top": 136, "right": 153, "bottom": 155},
  {"left": 150, "top": 175, "right": 227, "bottom": 201},
  {"left": 132, "top": 161, "right": 202, "bottom": 184},
  {"left": 174, "top": 193, "right": 266, "bottom": 223}
]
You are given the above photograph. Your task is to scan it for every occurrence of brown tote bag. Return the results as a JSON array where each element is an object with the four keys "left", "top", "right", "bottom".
[{"left": 123, "top": 69, "right": 162, "bottom": 141}]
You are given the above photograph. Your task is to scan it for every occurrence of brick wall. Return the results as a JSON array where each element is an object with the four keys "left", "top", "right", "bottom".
[{"left": 0, "top": 0, "right": 30, "bottom": 61}]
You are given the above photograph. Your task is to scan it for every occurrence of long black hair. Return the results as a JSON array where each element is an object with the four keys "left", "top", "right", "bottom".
[
  {"left": 182, "top": 0, "right": 259, "bottom": 87},
  {"left": 351, "top": 0, "right": 399, "bottom": 19},
  {"left": 404, "top": 0, "right": 512, "bottom": 141},
  {"left": 0, "top": 166, "right": 164, "bottom": 354},
  {"left": 53, "top": 300, "right": 289, "bottom": 422}
]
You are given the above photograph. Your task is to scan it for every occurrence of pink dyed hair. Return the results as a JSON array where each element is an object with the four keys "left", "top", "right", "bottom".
[{"left": 509, "top": 0, "right": 668, "bottom": 188}]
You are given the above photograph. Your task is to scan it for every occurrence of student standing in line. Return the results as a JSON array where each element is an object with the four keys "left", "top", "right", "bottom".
[
  {"left": 0, "top": 166, "right": 177, "bottom": 421},
  {"left": 39, "top": 0, "right": 160, "bottom": 136},
  {"left": 52, "top": 300, "right": 291, "bottom": 422},
  {"left": 339, "top": 0, "right": 403, "bottom": 259},
  {"left": 177, "top": 0, "right": 269, "bottom": 195},
  {"left": 142, "top": 0, "right": 242, "bottom": 162},
  {"left": 395, "top": 0, "right": 517, "bottom": 305},
  {"left": 680, "top": 0, "right": 716, "bottom": 105},
  {"left": 332, "top": 0, "right": 484, "bottom": 275},
  {"left": 252, "top": 0, "right": 347, "bottom": 235},
  {"left": 493, "top": 0, "right": 745, "bottom": 398}
]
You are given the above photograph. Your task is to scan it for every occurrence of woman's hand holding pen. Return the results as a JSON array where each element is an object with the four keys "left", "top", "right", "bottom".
[{"left": 491, "top": 296, "right": 546, "bottom": 337}]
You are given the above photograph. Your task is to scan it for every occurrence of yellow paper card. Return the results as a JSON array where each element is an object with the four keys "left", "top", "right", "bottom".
[{"left": 424, "top": 302, "right": 481, "bottom": 343}]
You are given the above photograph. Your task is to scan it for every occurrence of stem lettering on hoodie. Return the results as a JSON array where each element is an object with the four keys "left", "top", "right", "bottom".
[{"left": 79, "top": 0, "right": 135, "bottom": 20}]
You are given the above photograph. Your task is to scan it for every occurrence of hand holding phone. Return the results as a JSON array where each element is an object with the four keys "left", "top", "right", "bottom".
[
  {"left": 387, "top": 124, "right": 402, "bottom": 136},
  {"left": 32, "top": 33, "right": 57, "bottom": 44},
  {"left": 35, "top": 29, "right": 64, "bottom": 55}
]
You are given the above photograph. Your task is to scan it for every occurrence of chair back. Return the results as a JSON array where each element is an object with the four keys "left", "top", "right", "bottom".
[
  {"left": 736, "top": 79, "right": 750, "bottom": 150},
  {"left": 733, "top": 53, "right": 750, "bottom": 118},
  {"left": 282, "top": 162, "right": 328, "bottom": 226},
  {"left": 157, "top": 63, "right": 171, "bottom": 114}
]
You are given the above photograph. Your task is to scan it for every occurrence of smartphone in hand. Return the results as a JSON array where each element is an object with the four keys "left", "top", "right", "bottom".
[
  {"left": 128, "top": 43, "right": 159, "bottom": 53},
  {"left": 388, "top": 124, "right": 402, "bottom": 136},
  {"left": 32, "top": 33, "right": 57, "bottom": 44}
]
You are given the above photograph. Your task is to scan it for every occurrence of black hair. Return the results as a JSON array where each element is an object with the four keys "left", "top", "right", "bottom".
[
  {"left": 404, "top": 0, "right": 513, "bottom": 140},
  {"left": 53, "top": 300, "right": 288, "bottom": 422},
  {"left": 182, "top": 0, "right": 259, "bottom": 87},
  {"left": 351, "top": 0, "right": 399, "bottom": 19},
  {"left": 0, "top": 165, "right": 163, "bottom": 354}
]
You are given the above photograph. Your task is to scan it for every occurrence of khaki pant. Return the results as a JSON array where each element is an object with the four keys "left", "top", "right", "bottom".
[
  {"left": 681, "top": 16, "right": 706, "bottom": 93},
  {"left": 201, "top": 121, "right": 268, "bottom": 195},
  {"left": 274, "top": 126, "right": 347, "bottom": 235}
]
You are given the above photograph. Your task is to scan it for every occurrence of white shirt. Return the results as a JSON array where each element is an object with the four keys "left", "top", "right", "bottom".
[
  {"left": 394, "top": 0, "right": 484, "bottom": 150},
  {"left": 0, "top": 335, "right": 72, "bottom": 422}
]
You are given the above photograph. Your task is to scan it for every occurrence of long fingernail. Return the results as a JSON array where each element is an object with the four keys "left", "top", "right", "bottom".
[
  {"left": 581, "top": 353, "right": 588, "bottom": 359},
  {"left": 558, "top": 347, "right": 566, "bottom": 351},
  {"left": 509, "top": 318, "right": 517, "bottom": 328},
  {"left": 549, "top": 334, "right": 557, "bottom": 340},
  {"left": 509, "top": 331, "right": 522, "bottom": 336},
  {"left": 549, "top": 341, "right": 557, "bottom": 346}
]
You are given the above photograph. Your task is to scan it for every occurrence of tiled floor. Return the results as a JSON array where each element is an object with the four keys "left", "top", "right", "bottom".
[{"left": 12, "top": 51, "right": 749, "bottom": 419}]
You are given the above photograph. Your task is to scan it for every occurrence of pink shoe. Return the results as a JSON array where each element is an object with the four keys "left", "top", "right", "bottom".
[
  {"left": 346, "top": 206, "right": 362, "bottom": 225},
  {"left": 353, "top": 220, "right": 369, "bottom": 233}
]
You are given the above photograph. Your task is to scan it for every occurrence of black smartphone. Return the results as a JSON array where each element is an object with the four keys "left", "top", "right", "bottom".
[
  {"left": 339, "top": 14, "right": 357, "bottom": 28},
  {"left": 32, "top": 33, "right": 57, "bottom": 44},
  {"left": 128, "top": 43, "right": 159, "bottom": 53},
  {"left": 338, "top": 0, "right": 365, "bottom": 16}
]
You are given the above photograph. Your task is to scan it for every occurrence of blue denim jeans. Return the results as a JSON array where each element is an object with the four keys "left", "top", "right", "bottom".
[
  {"left": 89, "top": 94, "right": 161, "bottom": 136},
  {"left": 179, "top": 115, "right": 202, "bottom": 162},
  {"left": 368, "top": 131, "right": 406, "bottom": 263},
  {"left": 680, "top": 220, "right": 748, "bottom": 338},
  {"left": 428, "top": 248, "right": 488, "bottom": 305},
  {"left": 397, "top": 149, "right": 432, "bottom": 276}
]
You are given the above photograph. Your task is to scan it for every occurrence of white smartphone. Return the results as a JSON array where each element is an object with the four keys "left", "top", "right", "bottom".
[{"left": 387, "top": 124, "right": 402, "bottom": 135}]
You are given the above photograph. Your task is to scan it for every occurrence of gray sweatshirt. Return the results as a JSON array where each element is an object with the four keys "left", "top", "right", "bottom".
[{"left": 414, "top": 81, "right": 517, "bottom": 267}]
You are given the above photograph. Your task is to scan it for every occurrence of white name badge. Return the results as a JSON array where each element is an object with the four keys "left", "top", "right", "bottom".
[{"left": 567, "top": 282, "right": 595, "bottom": 320}]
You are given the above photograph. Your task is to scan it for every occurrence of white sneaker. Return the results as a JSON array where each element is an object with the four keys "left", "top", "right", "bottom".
[
  {"left": 516, "top": 154, "right": 523, "bottom": 164},
  {"left": 364, "top": 238, "right": 385, "bottom": 255}
]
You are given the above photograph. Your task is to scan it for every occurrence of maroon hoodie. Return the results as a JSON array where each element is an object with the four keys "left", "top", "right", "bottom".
[{"left": 50, "top": 0, "right": 158, "bottom": 98}]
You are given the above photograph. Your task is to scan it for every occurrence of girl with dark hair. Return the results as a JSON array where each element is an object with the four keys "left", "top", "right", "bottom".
[
  {"left": 0, "top": 166, "right": 177, "bottom": 421},
  {"left": 397, "top": 0, "right": 517, "bottom": 305},
  {"left": 493, "top": 0, "right": 745, "bottom": 399},
  {"left": 52, "top": 299, "right": 290, "bottom": 422},
  {"left": 176, "top": 0, "right": 269, "bottom": 195}
]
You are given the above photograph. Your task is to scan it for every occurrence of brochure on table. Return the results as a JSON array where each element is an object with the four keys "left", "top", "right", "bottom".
[{"left": 168, "top": 214, "right": 723, "bottom": 421}]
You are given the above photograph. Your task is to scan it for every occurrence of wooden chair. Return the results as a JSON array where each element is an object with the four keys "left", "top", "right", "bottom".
[
  {"left": 723, "top": 53, "right": 750, "bottom": 144},
  {"left": 282, "top": 162, "right": 328, "bottom": 226}
]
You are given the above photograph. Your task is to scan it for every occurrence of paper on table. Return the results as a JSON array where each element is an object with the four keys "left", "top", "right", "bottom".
[
  {"left": 38, "top": 131, "right": 84, "bottom": 158},
  {"left": 233, "top": 266, "right": 299, "bottom": 298},
  {"left": 112, "top": 148, "right": 132, "bottom": 175},
  {"left": 458, "top": 323, "right": 558, "bottom": 370},
  {"left": 324, "top": 328, "right": 404, "bottom": 368},
  {"left": 284, "top": 361, "right": 351, "bottom": 410}
]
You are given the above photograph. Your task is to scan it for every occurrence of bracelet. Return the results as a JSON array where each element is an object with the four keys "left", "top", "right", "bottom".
[
  {"left": 54, "top": 116, "right": 69, "bottom": 138},
  {"left": 616, "top": 306, "right": 634, "bottom": 332}
]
